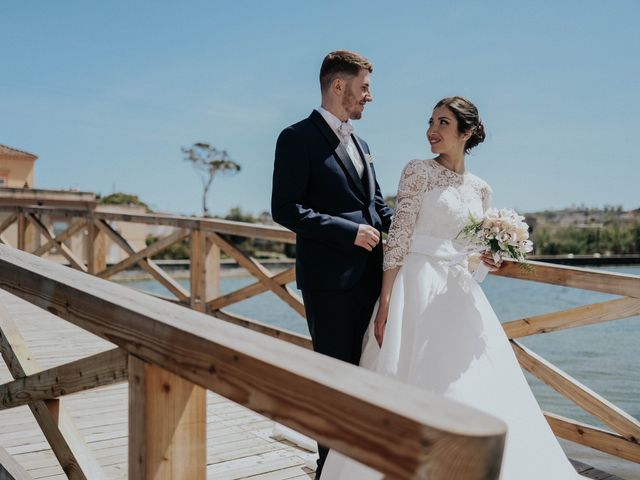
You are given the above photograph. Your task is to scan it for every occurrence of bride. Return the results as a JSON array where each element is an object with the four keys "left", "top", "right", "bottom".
[{"left": 319, "top": 97, "right": 581, "bottom": 479}]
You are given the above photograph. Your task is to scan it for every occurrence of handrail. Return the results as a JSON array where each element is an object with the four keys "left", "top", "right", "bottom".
[
  {"left": 0, "top": 205, "right": 296, "bottom": 243},
  {"left": 0, "top": 245, "right": 506, "bottom": 479}
]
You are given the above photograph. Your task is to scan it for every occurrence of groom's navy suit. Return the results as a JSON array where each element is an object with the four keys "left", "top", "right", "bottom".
[
  {"left": 272, "top": 109, "right": 392, "bottom": 474},
  {"left": 272, "top": 108, "right": 393, "bottom": 352}
]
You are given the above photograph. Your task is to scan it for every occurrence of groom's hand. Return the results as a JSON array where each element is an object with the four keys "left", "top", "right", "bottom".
[{"left": 354, "top": 225, "right": 380, "bottom": 251}]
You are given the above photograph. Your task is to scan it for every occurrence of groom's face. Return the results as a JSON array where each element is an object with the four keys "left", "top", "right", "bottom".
[{"left": 342, "top": 69, "right": 372, "bottom": 120}]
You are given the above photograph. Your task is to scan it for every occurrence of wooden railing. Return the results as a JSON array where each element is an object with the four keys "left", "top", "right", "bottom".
[
  {"left": 0, "top": 245, "right": 506, "bottom": 479},
  {"left": 0, "top": 205, "right": 302, "bottom": 326},
  {"left": 495, "top": 261, "right": 640, "bottom": 463},
  {"left": 0, "top": 203, "right": 639, "bottom": 474}
]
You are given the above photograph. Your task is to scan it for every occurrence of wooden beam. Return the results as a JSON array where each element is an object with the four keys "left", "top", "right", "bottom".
[
  {"left": 93, "top": 210, "right": 298, "bottom": 243},
  {"left": 0, "top": 445, "right": 32, "bottom": 480},
  {"left": 142, "top": 261, "right": 191, "bottom": 302},
  {"left": 207, "top": 268, "right": 296, "bottom": 310},
  {"left": 0, "top": 212, "right": 18, "bottom": 235},
  {"left": 16, "top": 212, "right": 26, "bottom": 251},
  {"left": 26, "top": 213, "right": 87, "bottom": 272},
  {"left": 128, "top": 355, "right": 206, "bottom": 480},
  {"left": 190, "top": 230, "right": 220, "bottom": 312},
  {"left": 0, "top": 190, "right": 96, "bottom": 209},
  {"left": 208, "top": 232, "right": 305, "bottom": 317},
  {"left": 94, "top": 220, "right": 189, "bottom": 301},
  {"left": 503, "top": 297, "right": 640, "bottom": 339},
  {"left": 512, "top": 341, "right": 640, "bottom": 442},
  {"left": 86, "top": 219, "right": 106, "bottom": 275},
  {"left": 97, "top": 227, "right": 189, "bottom": 279},
  {"left": 33, "top": 219, "right": 88, "bottom": 257},
  {"left": 213, "top": 309, "right": 312, "bottom": 350},
  {"left": 0, "top": 348, "right": 127, "bottom": 410},
  {"left": 0, "top": 303, "right": 106, "bottom": 480},
  {"left": 493, "top": 260, "right": 640, "bottom": 299},
  {"left": 0, "top": 245, "right": 507, "bottom": 479},
  {"left": 3, "top": 205, "right": 296, "bottom": 243},
  {"left": 545, "top": 412, "right": 640, "bottom": 463}
]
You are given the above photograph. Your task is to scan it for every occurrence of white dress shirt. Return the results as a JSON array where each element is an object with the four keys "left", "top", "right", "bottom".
[{"left": 316, "top": 106, "right": 365, "bottom": 178}]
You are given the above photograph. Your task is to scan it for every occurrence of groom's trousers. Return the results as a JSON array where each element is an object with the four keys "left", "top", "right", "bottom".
[{"left": 300, "top": 254, "right": 381, "bottom": 475}]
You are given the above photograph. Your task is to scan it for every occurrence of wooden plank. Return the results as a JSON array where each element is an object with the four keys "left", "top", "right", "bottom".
[
  {"left": 85, "top": 219, "right": 106, "bottom": 275},
  {"left": 213, "top": 309, "right": 312, "bottom": 350},
  {"left": 25, "top": 214, "right": 86, "bottom": 272},
  {"left": 92, "top": 210, "right": 297, "bottom": 244},
  {"left": 128, "top": 355, "right": 206, "bottom": 480},
  {"left": 190, "top": 230, "right": 220, "bottom": 312},
  {"left": 0, "top": 212, "right": 18, "bottom": 235},
  {"left": 503, "top": 297, "right": 640, "bottom": 339},
  {"left": 545, "top": 412, "right": 640, "bottom": 463},
  {"left": 94, "top": 220, "right": 189, "bottom": 301},
  {"left": 32, "top": 220, "right": 88, "bottom": 257},
  {"left": 8, "top": 207, "right": 296, "bottom": 244},
  {"left": 208, "top": 268, "right": 296, "bottom": 311},
  {"left": 17, "top": 212, "right": 26, "bottom": 251},
  {"left": 0, "top": 348, "right": 127, "bottom": 410},
  {"left": 0, "top": 303, "right": 106, "bottom": 480},
  {"left": 139, "top": 261, "right": 190, "bottom": 302},
  {"left": 0, "top": 245, "right": 507, "bottom": 480},
  {"left": 569, "top": 459, "right": 625, "bottom": 480},
  {"left": 512, "top": 341, "right": 640, "bottom": 442},
  {"left": 493, "top": 260, "right": 640, "bottom": 299},
  {"left": 208, "top": 233, "right": 305, "bottom": 317},
  {"left": 97, "top": 227, "right": 189, "bottom": 279},
  {"left": 0, "top": 445, "right": 33, "bottom": 480}
]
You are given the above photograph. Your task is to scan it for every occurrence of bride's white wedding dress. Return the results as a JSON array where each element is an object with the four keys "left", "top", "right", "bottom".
[{"left": 320, "top": 159, "right": 580, "bottom": 479}]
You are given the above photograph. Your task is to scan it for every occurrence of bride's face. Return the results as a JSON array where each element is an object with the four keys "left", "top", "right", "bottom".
[{"left": 427, "top": 106, "right": 468, "bottom": 155}]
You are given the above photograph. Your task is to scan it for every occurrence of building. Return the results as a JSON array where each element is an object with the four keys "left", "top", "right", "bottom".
[{"left": 0, "top": 144, "right": 37, "bottom": 188}]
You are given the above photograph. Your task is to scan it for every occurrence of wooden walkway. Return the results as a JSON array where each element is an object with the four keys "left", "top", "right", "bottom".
[{"left": 0, "top": 289, "right": 315, "bottom": 480}]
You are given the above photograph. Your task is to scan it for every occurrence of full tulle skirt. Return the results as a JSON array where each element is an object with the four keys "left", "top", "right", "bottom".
[{"left": 321, "top": 254, "right": 580, "bottom": 479}]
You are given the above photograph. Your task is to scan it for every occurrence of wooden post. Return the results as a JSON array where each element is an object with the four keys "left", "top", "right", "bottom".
[
  {"left": 128, "top": 355, "right": 206, "bottom": 480},
  {"left": 190, "top": 228, "right": 220, "bottom": 312},
  {"left": 17, "top": 212, "right": 26, "bottom": 251},
  {"left": 86, "top": 220, "right": 106, "bottom": 275}
]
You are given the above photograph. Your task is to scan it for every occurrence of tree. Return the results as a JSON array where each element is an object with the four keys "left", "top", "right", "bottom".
[
  {"left": 99, "top": 192, "right": 150, "bottom": 211},
  {"left": 182, "top": 142, "right": 241, "bottom": 217}
]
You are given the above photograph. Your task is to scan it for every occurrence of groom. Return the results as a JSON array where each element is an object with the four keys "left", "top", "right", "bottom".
[{"left": 271, "top": 50, "right": 393, "bottom": 476}]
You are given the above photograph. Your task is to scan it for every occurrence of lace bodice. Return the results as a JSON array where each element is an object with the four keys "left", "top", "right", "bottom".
[{"left": 383, "top": 159, "right": 492, "bottom": 270}]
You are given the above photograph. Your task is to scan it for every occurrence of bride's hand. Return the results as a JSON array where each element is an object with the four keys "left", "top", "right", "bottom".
[
  {"left": 374, "top": 311, "right": 388, "bottom": 347},
  {"left": 481, "top": 250, "right": 503, "bottom": 271}
]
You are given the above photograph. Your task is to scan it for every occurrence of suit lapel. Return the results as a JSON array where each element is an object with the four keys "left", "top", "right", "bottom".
[
  {"left": 351, "top": 135, "right": 375, "bottom": 201},
  {"left": 309, "top": 110, "right": 367, "bottom": 199}
]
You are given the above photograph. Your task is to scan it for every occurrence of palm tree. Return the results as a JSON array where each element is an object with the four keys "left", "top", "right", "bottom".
[{"left": 182, "top": 142, "right": 241, "bottom": 217}]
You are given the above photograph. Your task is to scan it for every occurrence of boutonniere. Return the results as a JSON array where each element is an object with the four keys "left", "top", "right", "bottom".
[{"left": 364, "top": 153, "right": 374, "bottom": 164}]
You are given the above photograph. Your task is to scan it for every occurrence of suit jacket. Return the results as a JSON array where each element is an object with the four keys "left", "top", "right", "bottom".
[{"left": 271, "top": 110, "right": 394, "bottom": 291}]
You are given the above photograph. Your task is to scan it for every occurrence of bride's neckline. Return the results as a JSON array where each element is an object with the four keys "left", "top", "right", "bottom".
[{"left": 431, "top": 158, "right": 468, "bottom": 176}]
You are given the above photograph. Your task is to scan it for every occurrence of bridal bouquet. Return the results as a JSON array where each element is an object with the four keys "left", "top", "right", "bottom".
[{"left": 457, "top": 208, "right": 534, "bottom": 282}]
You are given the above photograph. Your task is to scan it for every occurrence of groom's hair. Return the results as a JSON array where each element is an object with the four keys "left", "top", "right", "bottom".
[{"left": 320, "top": 50, "right": 372, "bottom": 94}]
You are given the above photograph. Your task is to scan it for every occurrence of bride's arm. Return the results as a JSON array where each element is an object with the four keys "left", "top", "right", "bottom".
[
  {"left": 374, "top": 266, "right": 400, "bottom": 346},
  {"left": 375, "top": 160, "right": 428, "bottom": 346}
]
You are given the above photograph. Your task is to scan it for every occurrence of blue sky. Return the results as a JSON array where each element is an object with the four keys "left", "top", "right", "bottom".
[{"left": 2, "top": 1, "right": 639, "bottom": 216}]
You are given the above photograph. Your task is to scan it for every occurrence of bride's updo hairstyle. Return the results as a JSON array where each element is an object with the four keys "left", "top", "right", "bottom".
[{"left": 435, "top": 96, "right": 486, "bottom": 154}]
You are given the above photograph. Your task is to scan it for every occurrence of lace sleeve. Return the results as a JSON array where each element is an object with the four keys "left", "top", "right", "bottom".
[
  {"left": 481, "top": 183, "right": 493, "bottom": 213},
  {"left": 383, "top": 160, "right": 429, "bottom": 270}
]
